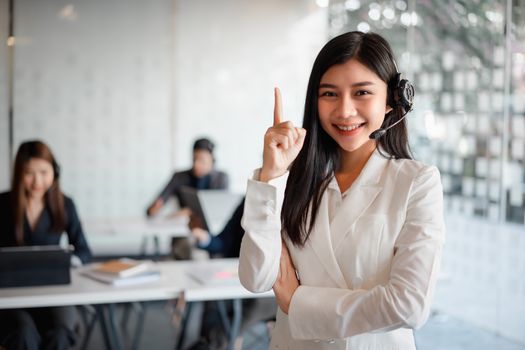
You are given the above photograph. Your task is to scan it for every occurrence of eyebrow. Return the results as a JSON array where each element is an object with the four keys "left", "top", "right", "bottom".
[{"left": 319, "top": 81, "right": 376, "bottom": 88}]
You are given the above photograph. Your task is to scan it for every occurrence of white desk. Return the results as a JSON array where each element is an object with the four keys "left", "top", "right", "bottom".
[
  {"left": 0, "top": 259, "right": 273, "bottom": 350},
  {"left": 182, "top": 260, "right": 272, "bottom": 301},
  {"left": 0, "top": 259, "right": 273, "bottom": 309},
  {"left": 83, "top": 216, "right": 190, "bottom": 256}
]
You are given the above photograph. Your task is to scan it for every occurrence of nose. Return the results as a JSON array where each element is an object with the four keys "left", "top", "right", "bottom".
[
  {"left": 33, "top": 174, "right": 43, "bottom": 188},
  {"left": 335, "top": 95, "right": 357, "bottom": 119}
]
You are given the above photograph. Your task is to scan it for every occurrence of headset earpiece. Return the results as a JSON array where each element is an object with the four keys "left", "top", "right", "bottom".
[
  {"left": 388, "top": 73, "right": 414, "bottom": 114},
  {"left": 52, "top": 160, "right": 61, "bottom": 180}
]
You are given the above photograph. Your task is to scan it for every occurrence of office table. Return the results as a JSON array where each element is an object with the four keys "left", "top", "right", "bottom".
[{"left": 0, "top": 259, "right": 273, "bottom": 350}]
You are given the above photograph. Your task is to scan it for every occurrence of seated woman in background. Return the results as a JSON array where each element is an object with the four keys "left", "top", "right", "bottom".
[{"left": 0, "top": 140, "right": 92, "bottom": 350}]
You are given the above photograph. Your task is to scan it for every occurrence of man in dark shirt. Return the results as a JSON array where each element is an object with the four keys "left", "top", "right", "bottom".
[{"left": 147, "top": 138, "right": 229, "bottom": 217}]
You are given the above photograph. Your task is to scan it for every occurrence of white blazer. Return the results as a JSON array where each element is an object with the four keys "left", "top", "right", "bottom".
[{"left": 239, "top": 149, "right": 444, "bottom": 350}]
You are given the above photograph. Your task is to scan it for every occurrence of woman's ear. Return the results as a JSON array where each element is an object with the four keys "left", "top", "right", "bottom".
[{"left": 385, "top": 105, "right": 393, "bottom": 114}]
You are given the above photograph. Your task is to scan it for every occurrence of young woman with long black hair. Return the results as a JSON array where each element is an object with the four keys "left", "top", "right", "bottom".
[
  {"left": 0, "top": 140, "right": 91, "bottom": 350},
  {"left": 239, "top": 31, "right": 444, "bottom": 349}
]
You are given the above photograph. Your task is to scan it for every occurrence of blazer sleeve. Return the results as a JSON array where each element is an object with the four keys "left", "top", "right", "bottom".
[
  {"left": 238, "top": 170, "right": 289, "bottom": 292},
  {"left": 0, "top": 192, "right": 15, "bottom": 247},
  {"left": 64, "top": 197, "right": 92, "bottom": 264},
  {"left": 287, "top": 166, "right": 444, "bottom": 340}
]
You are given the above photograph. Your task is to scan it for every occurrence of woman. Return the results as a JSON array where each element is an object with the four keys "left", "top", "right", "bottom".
[
  {"left": 239, "top": 31, "right": 444, "bottom": 349},
  {"left": 0, "top": 140, "right": 92, "bottom": 350}
]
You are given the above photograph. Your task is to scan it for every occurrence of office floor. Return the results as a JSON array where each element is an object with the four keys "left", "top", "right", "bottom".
[{"left": 79, "top": 302, "right": 525, "bottom": 350}]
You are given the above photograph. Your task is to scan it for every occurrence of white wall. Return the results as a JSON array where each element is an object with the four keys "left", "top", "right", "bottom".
[
  {"left": 9, "top": 0, "right": 328, "bottom": 219},
  {"left": 172, "top": 0, "right": 328, "bottom": 193},
  {"left": 12, "top": 0, "right": 174, "bottom": 218}
]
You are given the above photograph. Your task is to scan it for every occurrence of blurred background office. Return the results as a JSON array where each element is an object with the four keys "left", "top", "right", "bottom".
[{"left": 0, "top": 0, "right": 524, "bottom": 349}]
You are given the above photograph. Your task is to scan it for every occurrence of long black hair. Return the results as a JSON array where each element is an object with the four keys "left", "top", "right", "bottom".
[
  {"left": 11, "top": 140, "right": 66, "bottom": 245},
  {"left": 282, "top": 31, "right": 412, "bottom": 247}
]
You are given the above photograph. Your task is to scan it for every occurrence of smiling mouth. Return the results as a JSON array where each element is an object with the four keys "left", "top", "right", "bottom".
[{"left": 334, "top": 122, "right": 366, "bottom": 132}]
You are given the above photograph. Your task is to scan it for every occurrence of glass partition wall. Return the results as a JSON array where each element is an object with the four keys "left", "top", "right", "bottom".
[{"left": 329, "top": 0, "right": 525, "bottom": 345}]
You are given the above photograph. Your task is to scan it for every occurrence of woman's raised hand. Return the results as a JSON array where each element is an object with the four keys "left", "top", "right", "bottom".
[{"left": 259, "top": 88, "right": 307, "bottom": 183}]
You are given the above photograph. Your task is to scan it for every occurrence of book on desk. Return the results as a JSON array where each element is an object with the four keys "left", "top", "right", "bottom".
[
  {"left": 94, "top": 258, "right": 153, "bottom": 277},
  {"left": 80, "top": 258, "right": 161, "bottom": 286}
]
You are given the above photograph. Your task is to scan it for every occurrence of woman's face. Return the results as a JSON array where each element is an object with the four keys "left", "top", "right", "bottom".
[
  {"left": 23, "top": 158, "right": 55, "bottom": 199},
  {"left": 317, "top": 58, "right": 391, "bottom": 155},
  {"left": 192, "top": 149, "right": 214, "bottom": 178}
]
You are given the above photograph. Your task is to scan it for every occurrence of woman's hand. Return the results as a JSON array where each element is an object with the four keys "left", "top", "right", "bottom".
[
  {"left": 273, "top": 240, "right": 299, "bottom": 314},
  {"left": 260, "top": 88, "right": 307, "bottom": 183}
]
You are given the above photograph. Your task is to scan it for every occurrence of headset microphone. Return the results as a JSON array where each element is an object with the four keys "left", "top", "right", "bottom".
[
  {"left": 369, "top": 113, "right": 408, "bottom": 139},
  {"left": 369, "top": 129, "right": 386, "bottom": 140}
]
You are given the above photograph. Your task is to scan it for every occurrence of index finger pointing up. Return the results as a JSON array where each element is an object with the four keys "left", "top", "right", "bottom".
[{"left": 274, "top": 87, "right": 283, "bottom": 126}]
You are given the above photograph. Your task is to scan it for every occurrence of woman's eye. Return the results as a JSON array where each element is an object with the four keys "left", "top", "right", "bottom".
[
  {"left": 355, "top": 90, "right": 370, "bottom": 96},
  {"left": 320, "top": 91, "right": 336, "bottom": 97}
]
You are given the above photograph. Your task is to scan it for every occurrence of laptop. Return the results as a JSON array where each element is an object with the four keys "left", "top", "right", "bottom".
[
  {"left": 0, "top": 245, "right": 71, "bottom": 288},
  {"left": 179, "top": 187, "right": 243, "bottom": 234}
]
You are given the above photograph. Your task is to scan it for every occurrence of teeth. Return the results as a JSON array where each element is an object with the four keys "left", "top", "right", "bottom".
[{"left": 336, "top": 123, "right": 362, "bottom": 131}]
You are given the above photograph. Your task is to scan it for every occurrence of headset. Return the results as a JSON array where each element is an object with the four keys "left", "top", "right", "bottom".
[
  {"left": 52, "top": 159, "right": 61, "bottom": 180},
  {"left": 369, "top": 72, "right": 415, "bottom": 140}
]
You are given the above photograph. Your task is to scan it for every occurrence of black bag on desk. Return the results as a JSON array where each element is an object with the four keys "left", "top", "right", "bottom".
[{"left": 0, "top": 245, "right": 71, "bottom": 287}]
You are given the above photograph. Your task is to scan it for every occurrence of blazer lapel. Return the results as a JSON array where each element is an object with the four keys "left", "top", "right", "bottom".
[
  {"left": 330, "top": 150, "right": 387, "bottom": 249},
  {"left": 300, "top": 150, "right": 389, "bottom": 289},
  {"left": 306, "top": 193, "right": 349, "bottom": 289}
]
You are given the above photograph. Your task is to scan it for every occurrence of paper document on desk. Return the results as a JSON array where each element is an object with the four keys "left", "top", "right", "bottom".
[{"left": 187, "top": 264, "right": 239, "bottom": 285}]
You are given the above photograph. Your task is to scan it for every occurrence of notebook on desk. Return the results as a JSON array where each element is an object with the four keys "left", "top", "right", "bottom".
[
  {"left": 179, "top": 187, "right": 243, "bottom": 234},
  {"left": 186, "top": 263, "right": 239, "bottom": 285},
  {"left": 0, "top": 245, "right": 71, "bottom": 288}
]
